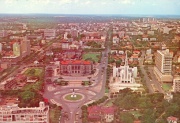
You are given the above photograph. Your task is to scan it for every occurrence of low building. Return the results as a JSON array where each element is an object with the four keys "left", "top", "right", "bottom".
[
  {"left": 27, "top": 76, "right": 39, "bottom": 83},
  {"left": 60, "top": 60, "right": 93, "bottom": 76},
  {"left": 173, "top": 76, "right": 180, "bottom": 92},
  {"left": 0, "top": 30, "right": 8, "bottom": 38},
  {"left": 101, "top": 106, "right": 116, "bottom": 123},
  {"left": 0, "top": 77, "right": 17, "bottom": 90},
  {"left": 0, "top": 102, "right": 49, "bottom": 123},
  {"left": 87, "top": 106, "right": 117, "bottom": 123},
  {"left": 167, "top": 116, "right": 178, "bottom": 123},
  {"left": 88, "top": 106, "right": 101, "bottom": 122}
]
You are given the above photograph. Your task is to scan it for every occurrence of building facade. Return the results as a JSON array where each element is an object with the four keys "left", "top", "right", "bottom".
[
  {"left": 13, "top": 42, "right": 21, "bottom": 57},
  {"left": 0, "top": 30, "right": 8, "bottom": 38},
  {"left": 0, "top": 43, "right": 2, "bottom": 52},
  {"left": 44, "top": 29, "right": 56, "bottom": 39},
  {"left": 154, "top": 49, "right": 173, "bottom": 82},
  {"left": 20, "top": 37, "right": 30, "bottom": 57},
  {"left": 60, "top": 60, "right": 92, "bottom": 76},
  {"left": 0, "top": 102, "right": 49, "bottom": 123},
  {"left": 111, "top": 51, "right": 141, "bottom": 92},
  {"left": 113, "top": 52, "right": 137, "bottom": 84},
  {"left": 173, "top": 76, "right": 180, "bottom": 92}
]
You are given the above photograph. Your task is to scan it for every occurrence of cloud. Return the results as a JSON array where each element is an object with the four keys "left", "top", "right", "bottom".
[
  {"left": 84, "top": 1, "right": 91, "bottom": 5},
  {"left": 58, "top": 0, "right": 73, "bottom": 5},
  {"left": 119, "top": 0, "right": 135, "bottom": 5}
]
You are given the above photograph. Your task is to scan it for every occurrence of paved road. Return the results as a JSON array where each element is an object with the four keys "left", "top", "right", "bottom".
[
  {"left": 139, "top": 51, "right": 164, "bottom": 94},
  {"left": 43, "top": 32, "right": 111, "bottom": 123}
]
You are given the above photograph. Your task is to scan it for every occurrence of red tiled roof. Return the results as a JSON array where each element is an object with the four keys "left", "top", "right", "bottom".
[
  {"left": 101, "top": 106, "right": 116, "bottom": 115},
  {"left": 167, "top": 116, "right": 178, "bottom": 121},
  {"left": 0, "top": 67, "right": 3, "bottom": 71},
  {"left": 88, "top": 106, "right": 101, "bottom": 114},
  {"left": 134, "top": 120, "right": 141, "bottom": 123},
  {"left": 61, "top": 60, "right": 91, "bottom": 65}
]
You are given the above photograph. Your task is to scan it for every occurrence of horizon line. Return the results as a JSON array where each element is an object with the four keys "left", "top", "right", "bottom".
[{"left": 0, "top": 13, "right": 180, "bottom": 16}]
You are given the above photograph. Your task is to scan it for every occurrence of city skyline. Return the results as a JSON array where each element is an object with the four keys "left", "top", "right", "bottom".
[{"left": 0, "top": 0, "right": 180, "bottom": 15}]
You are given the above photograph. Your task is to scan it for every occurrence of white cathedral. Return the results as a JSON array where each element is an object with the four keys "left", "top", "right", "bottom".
[{"left": 110, "top": 51, "right": 142, "bottom": 93}]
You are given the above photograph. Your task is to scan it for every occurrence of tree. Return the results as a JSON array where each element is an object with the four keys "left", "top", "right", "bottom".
[
  {"left": 116, "top": 59, "right": 122, "bottom": 67},
  {"left": 119, "top": 112, "right": 134, "bottom": 123},
  {"left": 67, "top": 34, "right": 72, "bottom": 38},
  {"left": 19, "top": 90, "right": 35, "bottom": 102}
]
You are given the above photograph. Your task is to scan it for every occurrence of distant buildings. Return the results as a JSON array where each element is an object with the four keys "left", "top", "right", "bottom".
[
  {"left": 0, "top": 30, "right": 8, "bottom": 38},
  {"left": 60, "top": 60, "right": 93, "bottom": 76},
  {"left": 0, "top": 102, "right": 49, "bottom": 123},
  {"left": 44, "top": 29, "right": 56, "bottom": 39},
  {"left": 154, "top": 49, "right": 173, "bottom": 82}
]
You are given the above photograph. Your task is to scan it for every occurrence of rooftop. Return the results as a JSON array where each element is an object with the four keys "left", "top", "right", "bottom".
[{"left": 61, "top": 60, "right": 91, "bottom": 65}]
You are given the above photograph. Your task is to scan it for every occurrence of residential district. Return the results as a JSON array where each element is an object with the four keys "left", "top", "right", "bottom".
[{"left": 0, "top": 15, "right": 180, "bottom": 123}]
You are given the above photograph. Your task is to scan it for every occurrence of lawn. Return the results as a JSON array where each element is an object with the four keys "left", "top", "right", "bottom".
[
  {"left": 23, "top": 68, "right": 44, "bottom": 91},
  {"left": 65, "top": 94, "right": 83, "bottom": 101},
  {"left": 105, "top": 87, "right": 109, "bottom": 93},
  {"left": 162, "top": 83, "right": 172, "bottom": 92},
  {"left": 104, "top": 99, "right": 114, "bottom": 107},
  {"left": 22, "top": 81, "right": 43, "bottom": 91},
  {"left": 82, "top": 53, "right": 100, "bottom": 63},
  {"left": 49, "top": 107, "right": 61, "bottom": 123},
  {"left": 24, "top": 68, "right": 43, "bottom": 77},
  {"left": 130, "top": 111, "right": 142, "bottom": 119}
]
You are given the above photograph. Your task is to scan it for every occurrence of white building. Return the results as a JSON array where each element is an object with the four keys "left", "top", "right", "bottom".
[
  {"left": 154, "top": 49, "right": 173, "bottom": 82},
  {"left": 142, "top": 38, "right": 149, "bottom": 41},
  {"left": 0, "top": 102, "right": 49, "bottom": 123},
  {"left": 163, "top": 27, "right": 172, "bottom": 34},
  {"left": 147, "top": 31, "right": 154, "bottom": 35},
  {"left": 0, "top": 43, "right": 2, "bottom": 52},
  {"left": 64, "top": 32, "right": 68, "bottom": 40},
  {"left": 111, "top": 51, "right": 141, "bottom": 92},
  {"left": 173, "top": 76, "right": 180, "bottom": 92},
  {"left": 146, "top": 49, "right": 152, "bottom": 55},
  {"left": 112, "top": 36, "right": 119, "bottom": 44}
]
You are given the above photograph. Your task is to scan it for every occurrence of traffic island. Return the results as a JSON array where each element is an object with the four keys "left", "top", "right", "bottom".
[{"left": 63, "top": 93, "right": 84, "bottom": 102}]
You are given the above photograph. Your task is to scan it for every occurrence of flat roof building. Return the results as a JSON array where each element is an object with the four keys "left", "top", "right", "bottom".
[
  {"left": 173, "top": 76, "right": 180, "bottom": 92},
  {"left": 60, "top": 60, "right": 92, "bottom": 76},
  {"left": 154, "top": 49, "right": 173, "bottom": 82},
  {"left": 0, "top": 102, "right": 49, "bottom": 123}
]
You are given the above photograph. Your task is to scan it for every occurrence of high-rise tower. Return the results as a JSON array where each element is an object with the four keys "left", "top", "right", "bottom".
[{"left": 154, "top": 49, "right": 173, "bottom": 82}]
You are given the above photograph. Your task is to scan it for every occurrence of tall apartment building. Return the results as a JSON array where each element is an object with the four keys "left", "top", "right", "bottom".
[
  {"left": 44, "top": 29, "right": 56, "bottom": 39},
  {"left": 20, "top": 37, "right": 30, "bottom": 57},
  {"left": 0, "top": 43, "right": 2, "bottom": 52},
  {"left": 0, "top": 102, "right": 49, "bottom": 123},
  {"left": 173, "top": 76, "right": 180, "bottom": 92},
  {"left": 154, "top": 49, "right": 173, "bottom": 82},
  {"left": 13, "top": 42, "right": 21, "bottom": 57}
]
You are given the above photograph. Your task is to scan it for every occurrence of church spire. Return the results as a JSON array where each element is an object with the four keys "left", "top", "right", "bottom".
[{"left": 125, "top": 50, "right": 128, "bottom": 66}]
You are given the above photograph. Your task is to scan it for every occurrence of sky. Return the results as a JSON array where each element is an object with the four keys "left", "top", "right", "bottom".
[{"left": 0, "top": 0, "right": 180, "bottom": 15}]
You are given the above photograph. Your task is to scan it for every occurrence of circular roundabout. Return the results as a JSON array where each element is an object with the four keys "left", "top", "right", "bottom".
[{"left": 63, "top": 93, "right": 85, "bottom": 102}]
